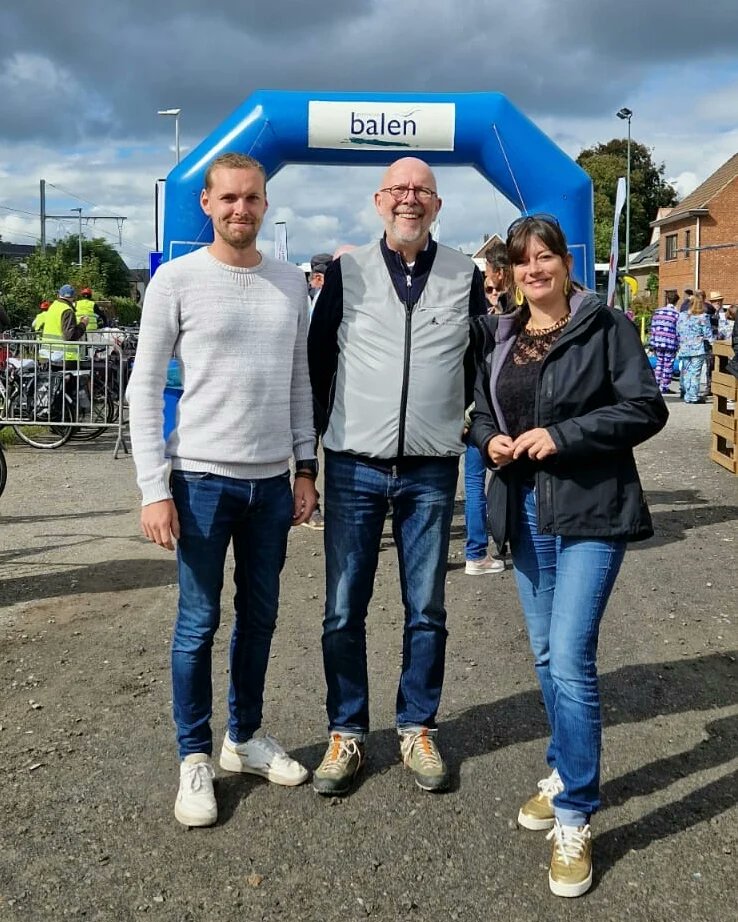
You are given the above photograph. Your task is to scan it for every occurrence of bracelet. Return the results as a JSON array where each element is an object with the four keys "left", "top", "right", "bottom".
[{"left": 294, "top": 470, "right": 317, "bottom": 481}]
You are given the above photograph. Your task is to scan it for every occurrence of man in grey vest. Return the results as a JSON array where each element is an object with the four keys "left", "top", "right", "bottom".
[{"left": 308, "top": 157, "right": 487, "bottom": 796}]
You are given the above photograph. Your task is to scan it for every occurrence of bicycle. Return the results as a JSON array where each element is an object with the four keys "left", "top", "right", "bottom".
[{"left": 1, "top": 357, "right": 74, "bottom": 448}]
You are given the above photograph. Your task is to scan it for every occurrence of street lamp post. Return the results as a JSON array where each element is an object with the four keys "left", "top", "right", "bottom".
[
  {"left": 157, "top": 108, "right": 181, "bottom": 164},
  {"left": 616, "top": 107, "right": 633, "bottom": 309},
  {"left": 70, "top": 207, "right": 83, "bottom": 265}
]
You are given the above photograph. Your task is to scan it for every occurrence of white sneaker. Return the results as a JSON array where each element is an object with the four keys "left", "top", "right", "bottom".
[
  {"left": 219, "top": 733, "right": 309, "bottom": 786},
  {"left": 175, "top": 754, "right": 217, "bottom": 827},
  {"left": 465, "top": 554, "right": 505, "bottom": 575}
]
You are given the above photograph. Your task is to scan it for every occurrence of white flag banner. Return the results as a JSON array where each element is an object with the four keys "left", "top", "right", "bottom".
[
  {"left": 274, "top": 222, "right": 288, "bottom": 261},
  {"left": 607, "top": 177, "right": 627, "bottom": 308}
]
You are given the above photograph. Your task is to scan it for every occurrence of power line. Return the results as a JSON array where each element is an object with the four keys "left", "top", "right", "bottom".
[
  {"left": 44, "top": 181, "right": 126, "bottom": 220},
  {"left": 0, "top": 204, "right": 38, "bottom": 218}
]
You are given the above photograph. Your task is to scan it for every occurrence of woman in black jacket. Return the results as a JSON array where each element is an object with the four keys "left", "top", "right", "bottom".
[{"left": 470, "top": 215, "right": 667, "bottom": 899}]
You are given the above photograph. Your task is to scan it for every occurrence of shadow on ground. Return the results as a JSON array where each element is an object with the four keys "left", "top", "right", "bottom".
[
  {"left": 0, "top": 556, "right": 177, "bottom": 607},
  {"left": 291, "top": 651, "right": 738, "bottom": 861}
]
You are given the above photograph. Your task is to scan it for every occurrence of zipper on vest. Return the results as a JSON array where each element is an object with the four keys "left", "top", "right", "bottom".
[{"left": 396, "top": 273, "right": 414, "bottom": 458}]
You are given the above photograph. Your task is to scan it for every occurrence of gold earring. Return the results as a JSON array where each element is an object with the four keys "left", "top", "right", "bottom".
[
  {"left": 564, "top": 276, "right": 571, "bottom": 296},
  {"left": 515, "top": 286, "right": 525, "bottom": 306}
]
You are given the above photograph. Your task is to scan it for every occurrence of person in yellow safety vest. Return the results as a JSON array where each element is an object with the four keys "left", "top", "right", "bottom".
[
  {"left": 75, "top": 287, "right": 99, "bottom": 331},
  {"left": 32, "top": 300, "right": 52, "bottom": 333},
  {"left": 41, "top": 284, "right": 89, "bottom": 362}
]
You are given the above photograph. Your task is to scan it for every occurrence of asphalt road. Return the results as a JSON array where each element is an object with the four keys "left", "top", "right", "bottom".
[{"left": 0, "top": 395, "right": 736, "bottom": 922}]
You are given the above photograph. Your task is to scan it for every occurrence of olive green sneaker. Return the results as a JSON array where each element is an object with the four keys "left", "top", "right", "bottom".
[
  {"left": 313, "top": 734, "right": 364, "bottom": 796},
  {"left": 399, "top": 729, "right": 449, "bottom": 791},
  {"left": 547, "top": 820, "right": 593, "bottom": 898},
  {"left": 517, "top": 768, "right": 563, "bottom": 830}
]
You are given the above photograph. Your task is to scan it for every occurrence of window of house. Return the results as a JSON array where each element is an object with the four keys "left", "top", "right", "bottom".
[
  {"left": 684, "top": 229, "right": 691, "bottom": 257},
  {"left": 665, "top": 234, "right": 678, "bottom": 261}
]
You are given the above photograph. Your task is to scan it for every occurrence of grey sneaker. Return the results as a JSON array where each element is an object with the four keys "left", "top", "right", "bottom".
[
  {"left": 313, "top": 734, "right": 364, "bottom": 795},
  {"left": 518, "top": 768, "right": 564, "bottom": 830},
  {"left": 175, "top": 754, "right": 217, "bottom": 828},
  {"left": 400, "top": 729, "right": 449, "bottom": 791},
  {"left": 219, "top": 733, "right": 308, "bottom": 786},
  {"left": 464, "top": 554, "right": 505, "bottom": 575}
]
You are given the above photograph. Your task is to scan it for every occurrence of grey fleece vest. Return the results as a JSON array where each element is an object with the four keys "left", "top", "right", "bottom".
[{"left": 324, "top": 241, "right": 475, "bottom": 458}]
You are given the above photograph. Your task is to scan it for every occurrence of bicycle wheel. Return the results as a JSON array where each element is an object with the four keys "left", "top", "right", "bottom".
[
  {"left": 71, "top": 392, "right": 116, "bottom": 441},
  {"left": 0, "top": 445, "right": 7, "bottom": 497},
  {"left": 10, "top": 394, "right": 73, "bottom": 449}
]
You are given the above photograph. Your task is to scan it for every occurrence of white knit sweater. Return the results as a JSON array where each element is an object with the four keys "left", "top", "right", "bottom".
[{"left": 127, "top": 247, "right": 315, "bottom": 506}]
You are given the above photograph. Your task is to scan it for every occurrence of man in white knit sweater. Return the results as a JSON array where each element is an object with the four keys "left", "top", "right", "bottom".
[{"left": 127, "top": 153, "right": 317, "bottom": 827}]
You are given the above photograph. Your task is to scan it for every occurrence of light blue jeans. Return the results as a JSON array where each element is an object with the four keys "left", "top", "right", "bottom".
[
  {"left": 464, "top": 443, "right": 489, "bottom": 560},
  {"left": 510, "top": 485, "right": 626, "bottom": 826}
]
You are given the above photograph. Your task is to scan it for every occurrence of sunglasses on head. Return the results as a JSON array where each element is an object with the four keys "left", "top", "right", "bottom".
[{"left": 506, "top": 213, "right": 561, "bottom": 237}]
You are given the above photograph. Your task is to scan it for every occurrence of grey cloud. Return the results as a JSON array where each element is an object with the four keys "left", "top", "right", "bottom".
[{"left": 2, "top": 1, "right": 737, "bottom": 148}]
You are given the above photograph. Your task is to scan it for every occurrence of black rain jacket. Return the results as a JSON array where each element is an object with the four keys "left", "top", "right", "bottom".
[{"left": 469, "top": 293, "right": 668, "bottom": 547}]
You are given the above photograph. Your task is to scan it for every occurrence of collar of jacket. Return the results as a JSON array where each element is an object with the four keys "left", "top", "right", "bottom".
[
  {"left": 494, "top": 290, "right": 601, "bottom": 344},
  {"left": 379, "top": 234, "right": 438, "bottom": 307}
]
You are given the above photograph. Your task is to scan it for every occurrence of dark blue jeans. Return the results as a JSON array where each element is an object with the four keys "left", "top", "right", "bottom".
[
  {"left": 170, "top": 470, "right": 293, "bottom": 758},
  {"left": 322, "top": 451, "right": 458, "bottom": 736},
  {"left": 510, "top": 485, "right": 626, "bottom": 825}
]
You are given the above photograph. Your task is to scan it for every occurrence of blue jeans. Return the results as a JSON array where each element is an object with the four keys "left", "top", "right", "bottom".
[
  {"left": 170, "top": 470, "right": 293, "bottom": 758},
  {"left": 322, "top": 451, "right": 458, "bottom": 736},
  {"left": 510, "top": 485, "right": 626, "bottom": 825},
  {"left": 464, "top": 443, "right": 488, "bottom": 560}
]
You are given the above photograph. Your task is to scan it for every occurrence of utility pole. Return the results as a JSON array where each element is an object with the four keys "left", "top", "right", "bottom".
[
  {"left": 40, "top": 180, "right": 127, "bottom": 258},
  {"left": 70, "top": 208, "right": 83, "bottom": 265},
  {"left": 40, "top": 180, "right": 46, "bottom": 253}
]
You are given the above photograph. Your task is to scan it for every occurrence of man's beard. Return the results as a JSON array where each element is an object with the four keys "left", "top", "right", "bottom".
[{"left": 218, "top": 220, "right": 259, "bottom": 249}]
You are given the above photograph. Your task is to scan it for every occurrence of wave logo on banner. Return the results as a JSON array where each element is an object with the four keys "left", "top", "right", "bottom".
[
  {"left": 607, "top": 177, "right": 626, "bottom": 308},
  {"left": 308, "top": 101, "right": 456, "bottom": 151},
  {"left": 274, "top": 222, "right": 288, "bottom": 261}
]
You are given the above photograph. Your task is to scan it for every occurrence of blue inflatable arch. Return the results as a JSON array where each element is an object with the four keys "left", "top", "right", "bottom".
[{"left": 162, "top": 91, "right": 594, "bottom": 287}]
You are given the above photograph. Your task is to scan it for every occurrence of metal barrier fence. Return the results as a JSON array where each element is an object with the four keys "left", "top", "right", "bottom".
[{"left": 0, "top": 334, "right": 134, "bottom": 456}]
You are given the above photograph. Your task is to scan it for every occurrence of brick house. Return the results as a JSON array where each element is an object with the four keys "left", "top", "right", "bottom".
[
  {"left": 472, "top": 233, "right": 504, "bottom": 271},
  {"left": 651, "top": 152, "right": 738, "bottom": 304}
]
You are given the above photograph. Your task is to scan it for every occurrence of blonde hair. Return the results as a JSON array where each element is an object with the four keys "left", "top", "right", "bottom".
[
  {"left": 204, "top": 153, "right": 266, "bottom": 190},
  {"left": 688, "top": 292, "right": 705, "bottom": 315}
]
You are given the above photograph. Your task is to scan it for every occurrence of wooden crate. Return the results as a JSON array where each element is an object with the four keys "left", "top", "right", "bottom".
[{"left": 711, "top": 342, "right": 737, "bottom": 474}]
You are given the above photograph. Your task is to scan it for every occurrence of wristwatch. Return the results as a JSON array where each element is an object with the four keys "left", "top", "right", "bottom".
[{"left": 295, "top": 459, "right": 319, "bottom": 479}]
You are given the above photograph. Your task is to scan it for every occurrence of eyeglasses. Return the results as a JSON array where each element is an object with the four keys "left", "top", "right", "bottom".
[
  {"left": 378, "top": 184, "right": 437, "bottom": 203},
  {"left": 506, "top": 213, "right": 561, "bottom": 237}
]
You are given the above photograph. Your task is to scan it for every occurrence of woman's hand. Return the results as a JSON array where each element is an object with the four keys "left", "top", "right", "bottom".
[
  {"left": 512, "top": 428, "right": 558, "bottom": 461},
  {"left": 487, "top": 434, "right": 515, "bottom": 466}
]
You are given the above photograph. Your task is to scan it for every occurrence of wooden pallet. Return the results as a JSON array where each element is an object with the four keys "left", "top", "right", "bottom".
[{"left": 711, "top": 342, "right": 737, "bottom": 474}]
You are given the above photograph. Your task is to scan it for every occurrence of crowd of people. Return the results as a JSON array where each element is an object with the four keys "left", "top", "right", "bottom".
[
  {"left": 128, "top": 152, "right": 673, "bottom": 899},
  {"left": 649, "top": 287, "right": 736, "bottom": 403}
]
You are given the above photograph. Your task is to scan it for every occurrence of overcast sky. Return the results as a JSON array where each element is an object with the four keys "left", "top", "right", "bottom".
[{"left": 2, "top": 1, "right": 738, "bottom": 268}]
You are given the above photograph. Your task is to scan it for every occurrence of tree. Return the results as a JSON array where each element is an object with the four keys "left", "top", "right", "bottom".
[
  {"left": 1, "top": 247, "right": 108, "bottom": 326},
  {"left": 576, "top": 140, "right": 678, "bottom": 262},
  {"left": 55, "top": 235, "right": 131, "bottom": 297}
]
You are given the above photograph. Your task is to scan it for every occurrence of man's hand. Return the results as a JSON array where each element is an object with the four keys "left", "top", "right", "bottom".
[
  {"left": 80, "top": 315, "right": 89, "bottom": 326},
  {"left": 487, "top": 434, "right": 515, "bottom": 467},
  {"left": 512, "top": 428, "right": 558, "bottom": 461},
  {"left": 141, "top": 499, "right": 180, "bottom": 551},
  {"left": 292, "top": 477, "right": 318, "bottom": 526}
]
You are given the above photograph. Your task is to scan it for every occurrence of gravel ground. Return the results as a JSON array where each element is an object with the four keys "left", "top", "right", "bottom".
[{"left": 0, "top": 395, "right": 736, "bottom": 922}]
